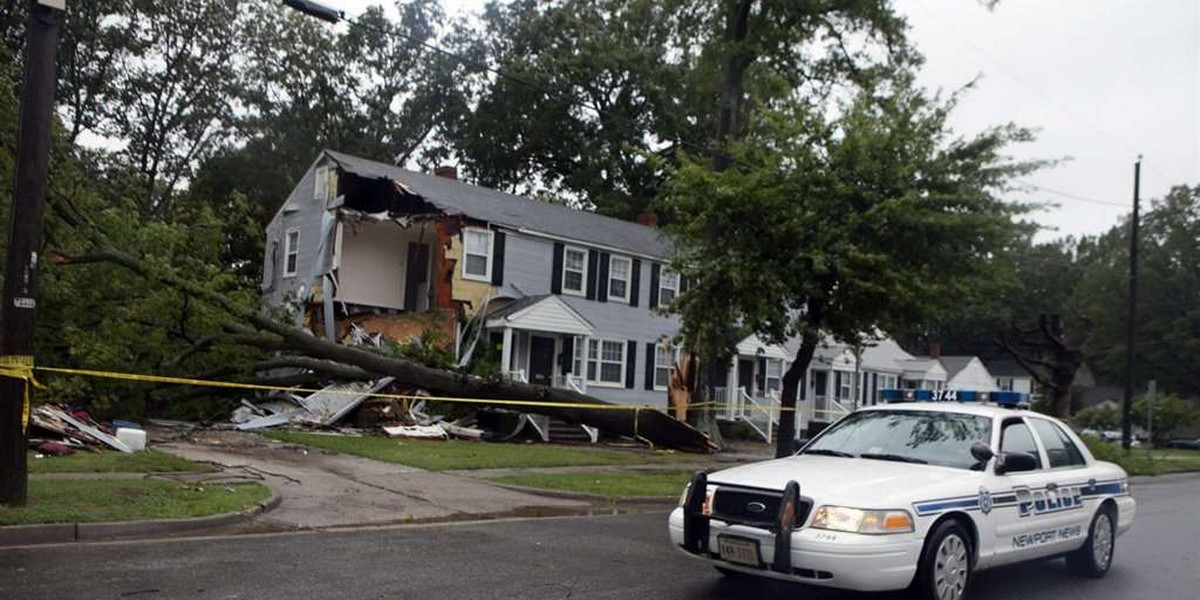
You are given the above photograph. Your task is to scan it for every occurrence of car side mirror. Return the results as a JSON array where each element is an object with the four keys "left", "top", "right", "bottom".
[
  {"left": 996, "top": 451, "right": 1039, "bottom": 475},
  {"left": 970, "top": 442, "right": 995, "bottom": 464}
]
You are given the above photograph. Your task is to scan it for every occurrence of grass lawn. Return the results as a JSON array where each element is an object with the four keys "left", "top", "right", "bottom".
[
  {"left": 263, "top": 431, "right": 700, "bottom": 471},
  {"left": 27, "top": 449, "right": 214, "bottom": 474},
  {"left": 489, "top": 470, "right": 693, "bottom": 498},
  {"left": 0, "top": 480, "right": 271, "bottom": 526},
  {"left": 1083, "top": 436, "right": 1200, "bottom": 475}
]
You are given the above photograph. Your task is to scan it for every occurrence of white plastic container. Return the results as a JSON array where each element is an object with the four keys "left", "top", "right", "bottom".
[{"left": 115, "top": 427, "right": 147, "bottom": 451}]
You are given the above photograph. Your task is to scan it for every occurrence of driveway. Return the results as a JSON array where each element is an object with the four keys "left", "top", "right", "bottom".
[{"left": 156, "top": 430, "right": 588, "bottom": 529}]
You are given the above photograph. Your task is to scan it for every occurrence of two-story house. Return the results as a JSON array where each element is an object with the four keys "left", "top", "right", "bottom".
[{"left": 261, "top": 150, "right": 686, "bottom": 407}]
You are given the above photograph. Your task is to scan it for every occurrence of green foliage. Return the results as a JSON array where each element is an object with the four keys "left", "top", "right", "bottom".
[
  {"left": 1075, "top": 405, "right": 1121, "bottom": 431},
  {"left": 661, "top": 78, "right": 1041, "bottom": 363},
  {"left": 1134, "top": 395, "right": 1198, "bottom": 443},
  {"left": 1072, "top": 185, "right": 1200, "bottom": 396},
  {"left": 1080, "top": 434, "right": 1162, "bottom": 475}
]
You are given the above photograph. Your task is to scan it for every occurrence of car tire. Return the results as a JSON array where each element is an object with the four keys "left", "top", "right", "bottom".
[
  {"left": 913, "top": 520, "right": 973, "bottom": 600},
  {"left": 1066, "top": 507, "right": 1116, "bottom": 578}
]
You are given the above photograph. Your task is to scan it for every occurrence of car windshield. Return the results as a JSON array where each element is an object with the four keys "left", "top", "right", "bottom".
[{"left": 803, "top": 410, "right": 992, "bottom": 470}]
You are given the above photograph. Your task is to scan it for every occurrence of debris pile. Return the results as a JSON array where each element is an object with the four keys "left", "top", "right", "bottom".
[{"left": 29, "top": 405, "right": 136, "bottom": 453}]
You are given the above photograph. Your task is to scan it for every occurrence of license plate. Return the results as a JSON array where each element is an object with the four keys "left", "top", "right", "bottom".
[{"left": 717, "top": 535, "right": 761, "bottom": 567}]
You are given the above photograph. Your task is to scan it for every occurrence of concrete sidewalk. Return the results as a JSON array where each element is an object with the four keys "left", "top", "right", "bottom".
[{"left": 157, "top": 430, "right": 589, "bottom": 530}]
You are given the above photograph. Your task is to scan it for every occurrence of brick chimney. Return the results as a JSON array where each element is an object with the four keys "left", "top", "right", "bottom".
[
  {"left": 433, "top": 166, "right": 458, "bottom": 180},
  {"left": 635, "top": 211, "right": 658, "bottom": 227},
  {"left": 928, "top": 341, "right": 941, "bottom": 359}
]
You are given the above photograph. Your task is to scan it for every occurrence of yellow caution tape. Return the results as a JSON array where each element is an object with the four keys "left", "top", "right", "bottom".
[
  {"left": 0, "top": 355, "right": 42, "bottom": 431},
  {"left": 30, "top": 365, "right": 851, "bottom": 419}
]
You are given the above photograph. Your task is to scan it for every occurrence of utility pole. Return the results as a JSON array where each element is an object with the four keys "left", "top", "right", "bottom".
[
  {"left": 1146, "top": 380, "right": 1156, "bottom": 447},
  {"left": 1121, "top": 157, "right": 1141, "bottom": 451},
  {"left": 0, "top": 0, "right": 65, "bottom": 507}
]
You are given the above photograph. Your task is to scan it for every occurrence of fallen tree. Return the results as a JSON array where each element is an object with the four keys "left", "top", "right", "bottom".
[{"left": 49, "top": 201, "right": 717, "bottom": 453}]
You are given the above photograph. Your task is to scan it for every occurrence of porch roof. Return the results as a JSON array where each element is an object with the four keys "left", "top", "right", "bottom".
[{"left": 485, "top": 295, "right": 595, "bottom": 336}]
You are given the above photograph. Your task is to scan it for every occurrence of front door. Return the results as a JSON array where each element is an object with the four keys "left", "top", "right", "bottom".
[
  {"left": 737, "top": 359, "right": 754, "bottom": 395},
  {"left": 529, "top": 335, "right": 556, "bottom": 386}
]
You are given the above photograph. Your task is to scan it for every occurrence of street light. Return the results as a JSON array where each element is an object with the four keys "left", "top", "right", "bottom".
[{"left": 281, "top": 0, "right": 343, "bottom": 23}]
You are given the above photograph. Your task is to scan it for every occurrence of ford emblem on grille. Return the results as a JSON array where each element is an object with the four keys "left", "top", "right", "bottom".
[{"left": 746, "top": 501, "right": 767, "bottom": 514}]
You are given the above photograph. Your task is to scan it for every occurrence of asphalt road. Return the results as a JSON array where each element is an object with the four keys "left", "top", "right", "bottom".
[{"left": 2, "top": 474, "right": 1197, "bottom": 600}]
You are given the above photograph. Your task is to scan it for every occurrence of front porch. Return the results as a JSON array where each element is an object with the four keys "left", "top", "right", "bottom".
[{"left": 486, "top": 295, "right": 594, "bottom": 393}]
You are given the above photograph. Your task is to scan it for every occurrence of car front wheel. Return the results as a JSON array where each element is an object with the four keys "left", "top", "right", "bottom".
[
  {"left": 1067, "top": 508, "right": 1115, "bottom": 578},
  {"left": 914, "top": 520, "right": 973, "bottom": 600}
]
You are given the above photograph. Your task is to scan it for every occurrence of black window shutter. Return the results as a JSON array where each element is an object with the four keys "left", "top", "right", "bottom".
[
  {"left": 585, "top": 249, "right": 599, "bottom": 300},
  {"left": 404, "top": 242, "right": 421, "bottom": 311},
  {"left": 649, "top": 263, "right": 661, "bottom": 308},
  {"left": 561, "top": 336, "right": 575, "bottom": 374},
  {"left": 629, "top": 259, "right": 641, "bottom": 307},
  {"left": 551, "top": 242, "right": 564, "bottom": 294},
  {"left": 680, "top": 275, "right": 691, "bottom": 293},
  {"left": 625, "top": 341, "right": 637, "bottom": 389},
  {"left": 644, "top": 342, "right": 655, "bottom": 390},
  {"left": 491, "top": 231, "right": 506, "bottom": 285},
  {"left": 596, "top": 252, "right": 610, "bottom": 302}
]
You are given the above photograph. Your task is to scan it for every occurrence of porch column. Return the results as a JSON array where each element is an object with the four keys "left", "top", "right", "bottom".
[{"left": 501, "top": 327, "right": 514, "bottom": 374}]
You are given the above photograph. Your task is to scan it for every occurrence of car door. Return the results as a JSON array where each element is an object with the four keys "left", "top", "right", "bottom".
[
  {"left": 989, "top": 416, "right": 1060, "bottom": 566},
  {"left": 1026, "top": 417, "right": 1093, "bottom": 552}
]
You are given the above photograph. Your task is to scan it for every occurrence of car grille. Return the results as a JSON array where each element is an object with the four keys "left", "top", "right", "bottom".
[{"left": 712, "top": 487, "right": 812, "bottom": 527}]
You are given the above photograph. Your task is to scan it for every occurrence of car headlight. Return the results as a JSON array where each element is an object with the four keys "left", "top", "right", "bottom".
[
  {"left": 811, "top": 505, "right": 914, "bottom": 534},
  {"left": 677, "top": 483, "right": 715, "bottom": 515}
]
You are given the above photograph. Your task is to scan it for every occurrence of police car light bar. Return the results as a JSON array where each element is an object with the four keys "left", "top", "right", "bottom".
[{"left": 879, "top": 389, "right": 1029, "bottom": 408}]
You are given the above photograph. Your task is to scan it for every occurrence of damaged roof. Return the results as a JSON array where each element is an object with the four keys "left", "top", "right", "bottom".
[{"left": 323, "top": 150, "right": 673, "bottom": 258}]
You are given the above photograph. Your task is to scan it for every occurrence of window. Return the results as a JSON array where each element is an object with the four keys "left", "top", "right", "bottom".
[
  {"left": 837, "top": 371, "right": 852, "bottom": 400},
  {"left": 314, "top": 166, "right": 337, "bottom": 202},
  {"left": 996, "top": 377, "right": 1014, "bottom": 392},
  {"left": 462, "top": 228, "right": 492, "bottom": 281},
  {"left": 283, "top": 229, "right": 300, "bottom": 277},
  {"left": 764, "top": 359, "right": 783, "bottom": 395},
  {"left": 587, "top": 339, "right": 625, "bottom": 386},
  {"left": 1029, "top": 419, "right": 1086, "bottom": 468},
  {"left": 562, "top": 246, "right": 587, "bottom": 295},
  {"left": 1000, "top": 421, "right": 1043, "bottom": 469},
  {"left": 659, "top": 270, "right": 679, "bottom": 304},
  {"left": 654, "top": 344, "right": 679, "bottom": 390},
  {"left": 573, "top": 336, "right": 584, "bottom": 376},
  {"left": 804, "top": 410, "right": 992, "bottom": 470},
  {"left": 608, "top": 255, "right": 631, "bottom": 302}
]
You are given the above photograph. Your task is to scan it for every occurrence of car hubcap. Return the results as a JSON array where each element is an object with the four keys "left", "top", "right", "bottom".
[
  {"left": 934, "top": 534, "right": 968, "bottom": 600},
  {"left": 1093, "top": 513, "right": 1113, "bottom": 569}
]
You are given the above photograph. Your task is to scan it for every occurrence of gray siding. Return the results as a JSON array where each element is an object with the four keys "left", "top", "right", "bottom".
[
  {"left": 262, "top": 158, "right": 333, "bottom": 309},
  {"left": 500, "top": 230, "right": 680, "bottom": 407}
]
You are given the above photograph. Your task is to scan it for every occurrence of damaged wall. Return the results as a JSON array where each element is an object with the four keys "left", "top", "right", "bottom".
[
  {"left": 339, "top": 309, "right": 457, "bottom": 348},
  {"left": 335, "top": 219, "right": 436, "bottom": 311},
  {"left": 442, "top": 221, "right": 498, "bottom": 316}
]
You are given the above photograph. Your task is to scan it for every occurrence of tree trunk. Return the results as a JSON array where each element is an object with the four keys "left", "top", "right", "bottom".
[
  {"left": 57, "top": 243, "right": 718, "bottom": 452},
  {"left": 776, "top": 332, "right": 818, "bottom": 458}
]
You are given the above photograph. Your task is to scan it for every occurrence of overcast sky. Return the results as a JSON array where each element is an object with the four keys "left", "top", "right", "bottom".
[{"left": 330, "top": 0, "right": 1198, "bottom": 240}]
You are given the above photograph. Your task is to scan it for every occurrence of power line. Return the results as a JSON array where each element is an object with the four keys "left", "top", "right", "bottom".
[{"left": 1013, "top": 180, "right": 1128, "bottom": 208}]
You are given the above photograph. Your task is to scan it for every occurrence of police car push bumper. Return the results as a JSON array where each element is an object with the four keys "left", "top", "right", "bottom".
[{"left": 672, "top": 472, "right": 920, "bottom": 591}]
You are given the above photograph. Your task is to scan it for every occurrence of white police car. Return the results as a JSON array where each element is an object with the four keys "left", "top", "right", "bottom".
[{"left": 668, "top": 391, "right": 1136, "bottom": 600}]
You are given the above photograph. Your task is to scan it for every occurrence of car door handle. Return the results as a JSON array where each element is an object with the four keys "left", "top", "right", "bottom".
[{"left": 1046, "top": 483, "right": 1058, "bottom": 491}]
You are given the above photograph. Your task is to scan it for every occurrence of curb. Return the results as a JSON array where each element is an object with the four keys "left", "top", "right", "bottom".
[
  {"left": 0, "top": 490, "right": 281, "bottom": 547},
  {"left": 486, "top": 481, "right": 678, "bottom": 504}
]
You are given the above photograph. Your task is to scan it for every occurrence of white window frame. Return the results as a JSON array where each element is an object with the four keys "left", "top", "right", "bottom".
[
  {"left": 283, "top": 228, "right": 300, "bottom": 278},
  {"left": 608, "top": 255, "right": 632, "bottom": 303},
  {"left": 314, "top": 165, "right": 336, "bottom": 203},
  {"left": 461, "top": 227, "right": 493, "bottom": 282},
  {"left": 764, "top": 359, "right": 783, "bottom": 395},
  {"left": 573, "top": 336, "right": 585, "bottom": 376},
  {"left": 996, "top": 377, "right": 1014, "bottom": 392},
  {"left": 653, "top": 344, "right": 679, "bottom": 391},
  {"left": 837, "top": 371, "right": 852, "bottom": 399},
  {"left": 659, "top": 269, "right": 679, "bottom": 304},
  {"left": 562, "top": 245, "right": 588, "bottom": 296},
  {"left": 586, "top": 338, "right": 626, "bottom": 387}
]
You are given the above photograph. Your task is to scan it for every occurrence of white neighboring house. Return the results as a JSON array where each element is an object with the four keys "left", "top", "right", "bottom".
[
  {"left": 898, "top": 357, "right": 948, "bottom": 391},
  {"left": 982, "top": 358, "right": 1037, "bottom": 396},
  {"left": 939, "top": 356, "right": 1000, "bottom": 392}
]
